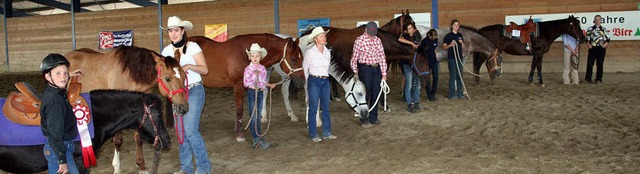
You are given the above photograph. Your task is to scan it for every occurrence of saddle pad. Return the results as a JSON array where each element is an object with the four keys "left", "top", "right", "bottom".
[{"left": 0, "top": 93, "right": 95, "bottom": 146}]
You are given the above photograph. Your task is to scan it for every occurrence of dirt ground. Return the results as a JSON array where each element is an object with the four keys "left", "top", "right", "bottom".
[{"left": 1, "top": 71, "right": 638, "bottom": 173}]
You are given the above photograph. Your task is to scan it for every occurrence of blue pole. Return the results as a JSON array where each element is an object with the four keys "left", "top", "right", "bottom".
[
  {"left": 71, "top": 1, "right": 76, "bottom": 50},
  {"left": 3, "top": 11, "right": 9, "bottom": 71},
  {"left": 158, "top": 2, "right": 163, "bottom": 52},
  {"left": 432, "top": 0, "right": 438, "bottom": 29},
  {"left": 274, "top": 0, "right": 280, "bottom": 34}
]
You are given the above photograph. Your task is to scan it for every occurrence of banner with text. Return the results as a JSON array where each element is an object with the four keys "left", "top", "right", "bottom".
[
  {"left": 205, "top": 24, "right": 228, "bottom": 42},
  {"left": 506, "top": 11, "right": 640, "bottom": 40},
  {"left": 98, "top": 30, "right": 133, "bottom": 50},
  {"left": 298, "top": 18, "right": 330, "bottom": 37}
]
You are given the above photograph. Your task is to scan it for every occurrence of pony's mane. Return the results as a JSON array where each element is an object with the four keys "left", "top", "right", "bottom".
[
  {"left": 114, "top": 46, "right": 162, "bottom": 85},
  {"left": 327, "top": 43, "right": 355, "bottom": 83}
]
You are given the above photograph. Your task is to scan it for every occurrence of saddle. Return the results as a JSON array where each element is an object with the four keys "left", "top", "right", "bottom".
[
  {"left": 2, "top": 76, "right": 89, "bottom": 126},
  {"left": 505, "top": 16, "right": 537, "bottom": 45}
]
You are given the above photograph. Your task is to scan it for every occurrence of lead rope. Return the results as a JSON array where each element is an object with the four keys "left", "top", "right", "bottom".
[
  {"left": 243, "top": 70, "right": 280, "bottom": 138},
  {"left": 453, "top": 43, "right": 471, "bottom": 100},
  {"left": 368, "top": 79, "right": 390, "bottom": 113}
]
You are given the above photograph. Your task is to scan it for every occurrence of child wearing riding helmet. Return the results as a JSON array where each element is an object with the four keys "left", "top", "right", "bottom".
[
  {"left": 243, "top": 43, "right": 276, "bottom": 149},
  {"left": 40, "top": 53, "right": 82, "bottom": 174}
]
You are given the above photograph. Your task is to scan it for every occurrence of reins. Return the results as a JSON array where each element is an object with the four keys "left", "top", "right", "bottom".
[{"left": 137, "top": 99, "right": 162, "bottom": 174}]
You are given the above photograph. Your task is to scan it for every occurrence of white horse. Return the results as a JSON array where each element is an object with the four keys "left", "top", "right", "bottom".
[{"left": 261, "top": 34, "right": 370, "bottom": 126}]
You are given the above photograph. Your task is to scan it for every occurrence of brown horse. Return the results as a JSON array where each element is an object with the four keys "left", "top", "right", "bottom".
[
  {"left": 64, "top": 46, "right": 188, "bottom": 173},
  {"left": 188, "top": 34, "right": 304, "bottom": 142},
  {"left": 475, "top": 15, "right": 585, "bottom": 85}
]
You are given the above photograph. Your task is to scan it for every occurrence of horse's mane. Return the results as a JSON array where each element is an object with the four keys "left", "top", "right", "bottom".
[
  {"left": 460, "top": 25, "right": 480, "bottom": 32},
  {"left": 114, "top": 46, "right": 163, "bottom": 85}
]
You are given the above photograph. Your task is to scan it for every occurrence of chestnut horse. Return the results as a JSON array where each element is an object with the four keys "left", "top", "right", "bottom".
[
  {"left": 0, "top": 90, "right": 170, "bottom": 174},
  {"left": 64, "top": 46, "right": 188, "bottom": 173},
  {"left": 188, "top": 34, "right": 304, "bottom": 142},
  {"left": 475, "top": 15, "right": 585, "bottom": 85}
]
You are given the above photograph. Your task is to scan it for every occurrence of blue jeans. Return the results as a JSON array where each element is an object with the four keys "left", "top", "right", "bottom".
[
  {"left": 400, "top": 63, "right": 421, "bottom": 104},
  {"left": 44, "top": 140, "right": 79, "bottom": 174},
  {"left": 358, "top": 64, "right": 381, "bottom": 123},
  {"left": 447, "top": 58, "right": 463, "bottom": 99},
  {"left": 426, "top": 62, "right": 439, "bottom": 99},
  {"left": 246, "top": 88, "right": 264, "bottom": 140},
  {"left": 178, "top": 85, "right": 211, "bottom": 174},
  {"left": 306, "top": 76, "right": 332, "bottom": 138}
]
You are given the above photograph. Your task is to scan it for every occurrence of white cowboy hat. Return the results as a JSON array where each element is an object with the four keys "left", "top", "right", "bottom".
[
  {"left": 307, "top": 26, "right": 329, "bottom": 43},
  {"left": 164, "top": 16, "right": 193, "bottom": 31},
  {"left": 246, "top": 43, "right": 268, "bottom": 58}
]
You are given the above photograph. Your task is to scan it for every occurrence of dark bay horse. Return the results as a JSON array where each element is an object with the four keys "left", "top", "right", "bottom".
[
  {"left": 188, "top": 34, "right": 304, "bottom": 142},
  {"left": 380, "top": 10, "right": 502, "bottom": 83},
  {"left": 64, "top": 46, "right": 188, "bottom": 173},
  {"left": 475, "top": 15, "right": 585, "bottom": 85},
  {"left": 0, "top": 90, "right": 170, "bottom": 174}
]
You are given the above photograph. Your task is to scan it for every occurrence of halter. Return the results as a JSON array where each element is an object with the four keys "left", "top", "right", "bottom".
[
  {"left": 485, "top": 48, "right": 501, "bottom": 75},
  {"left": 156, "top": 66, "right": 188, "bottom": 102},
  {"left": 344, "top": 79, "right": 368, "bottom": 111},
  {"left": 137, "top": 100, "right": 162, "bottom": 150},
  {"left": 411, "top": 52, "right": 431, "bottom": 76},
  {"left": 279, "top": 41, "right": 303, "bottom": 76}
]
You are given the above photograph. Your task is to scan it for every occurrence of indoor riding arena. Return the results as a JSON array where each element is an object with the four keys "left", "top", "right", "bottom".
[{"left": 1, "top": 0, "right": 639, "bottom": 173}]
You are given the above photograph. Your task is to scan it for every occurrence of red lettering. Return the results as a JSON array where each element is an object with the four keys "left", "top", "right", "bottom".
[{"left": 612, "top": 28, "right": 633, "bottom": 36}]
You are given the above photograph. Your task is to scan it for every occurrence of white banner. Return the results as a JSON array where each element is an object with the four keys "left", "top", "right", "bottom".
[{"left": 506, "top": 11, "right": 640, "bottom": 40}]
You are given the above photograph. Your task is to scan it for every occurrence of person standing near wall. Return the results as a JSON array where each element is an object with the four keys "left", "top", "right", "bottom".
[
  {"left": 351, "top": 21, "right": 387, "bottom": 128},
  {"left": 584, "top": 15, "right": 610, "bottom": 84}
]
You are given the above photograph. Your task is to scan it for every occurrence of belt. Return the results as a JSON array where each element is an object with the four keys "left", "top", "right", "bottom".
[
  {"left": 360, "top": 63, "right": 379, "bottom": 67},
  {"left": 187, "top": 81, "right": 202, "bottom": 89},
  {"left": 310, "top": 75, "right": 329, "bottom": 79}
]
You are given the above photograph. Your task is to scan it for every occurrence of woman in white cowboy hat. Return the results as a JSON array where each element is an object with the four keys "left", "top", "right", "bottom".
[
  {"left": 303, "top": 26, "right": 337, "bottom": 142},
  {"left": 243, "top": 43, "right": 276, "bottom": 149},
  {"left": 160, "top": 16, "right": 211, "bottom": 174}
]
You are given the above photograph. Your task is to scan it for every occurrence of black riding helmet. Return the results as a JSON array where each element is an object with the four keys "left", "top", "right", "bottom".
[{"left": 40, "top": 53, "right": 70, "bottom": 75}]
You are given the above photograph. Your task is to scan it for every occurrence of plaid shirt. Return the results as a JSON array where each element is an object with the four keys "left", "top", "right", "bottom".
[
  {"left": 586, "top": 25, "right": 610, "bottom": 47},
  {"left": 243, "top": 63, "right": 268, "bottom": 89},
  {"left": 351, "top": 33, "right": 387, "bottom": 76}
]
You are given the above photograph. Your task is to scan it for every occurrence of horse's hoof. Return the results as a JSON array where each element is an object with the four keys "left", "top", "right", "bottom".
[
  {"left": 236, "top": 137, "right": 246, "bottom": 142},
  {"left": 290, "top": 117, "right": 299, "bottom": 122},
  {"left": 540, "top": 83, "right": 546, "bottom": 87},
  {"left": 138, "top": 170, "right": 150, "bottom": 174}
]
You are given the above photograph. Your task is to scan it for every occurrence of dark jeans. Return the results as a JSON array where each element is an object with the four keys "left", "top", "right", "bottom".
[
  {"left": 426, "top": 62, "right": 439, "bottom": 100},
  {"left": 358, "top": 64, "right": 381, "bottom": 124},
  {"left": 585, "top": 46, "right": 606, "bottom": 82},
  {"left": 306, "top": 76, "right": 332, "bottom": 138},
  {"left": 447, "top": 58, "right": 463, "bottom": 99},
  {"left": 247, "top": 89, "right": 264, "bottom": 139}
]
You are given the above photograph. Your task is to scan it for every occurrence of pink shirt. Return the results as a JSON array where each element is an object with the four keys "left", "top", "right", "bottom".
[
  {"left": 351, "top": 33, "right": 388, "bottom": 76},
  {"left": 243, "top": 63, "right": 268, "bottom": 89}
]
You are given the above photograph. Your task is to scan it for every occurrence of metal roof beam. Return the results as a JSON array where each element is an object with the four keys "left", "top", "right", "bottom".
[
  {"left": 27, "top": 0, "right": 91, "bottom": 12},
  {"left": 0, "top": 7, "right": 32, "bottom": 17},
  {"left": 123, "top": 0, "right": 157, "bottom": 7}
]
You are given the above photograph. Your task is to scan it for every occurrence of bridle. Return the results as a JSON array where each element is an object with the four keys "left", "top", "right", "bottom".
[
  {"left": 411, "top": 52, "right": 431, "bottom": 76},
  {"left": 485, "top": 48, "right": 501, "bottom": 75},
  {"left": 138, "top": 100, "right": 162, "bottom": 150},
  {"left": 156, "top": 65, "right": 188, "bottom": 102},
  {"left": 568, "top": 21, "right": 584, "bottom": 43},
  {"left": 344, "top": 78, "right": 368, "bottom": 111},
  {"left": 279, "top": 40, "right": 303, "bottom": 76}
]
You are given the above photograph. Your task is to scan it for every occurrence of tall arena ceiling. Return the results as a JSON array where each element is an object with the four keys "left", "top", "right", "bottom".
[{"left": 2, "top": 0, "right": 214, "bottom": 17}]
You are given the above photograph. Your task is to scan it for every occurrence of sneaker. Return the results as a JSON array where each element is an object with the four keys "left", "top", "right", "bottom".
[
  {"left": 361, "top": 122, "right": 375, "bottom": 129},
  {"left": 311, "top": 137, "right": 322, "bottom": 142},
  {"left": 406, "top": 104, "right": 415, "bottom": 112},
  {"left": 323, "top": 135, "right": 338, "bottom": 140},
  {"left": 595, "top": 80, "right": 602, "bottom": 84},
  {"left": 252, "top": 138, "right": 271, "bottom": 149},
  {"left": 414, "top": 103, "right": 420, "bottom": 110}
]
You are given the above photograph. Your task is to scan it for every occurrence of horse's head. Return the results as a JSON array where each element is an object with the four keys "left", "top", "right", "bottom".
[
  {"left": 381, "top": 9, "right": 415, "bottom": 36},
  {"left": 343, "top": 77, "right": 369, "bottom": 119},
  {"left": 154, "top": 55, "right": 189, "bottom": 115},
  {"left": 413, "top": 50, "right": 431, "bottom": 77},
  {"left": 567, "top": 15, "right": 586, "bottom": 44},
  {"left": 281, "top": 38, "right": 305, "bottom": 88},
  {"left": 137, "top": 93, "right": 171, "bottom": 151},
  {"left": 486, "top": 50, "right": 503, "bottom": 79}
]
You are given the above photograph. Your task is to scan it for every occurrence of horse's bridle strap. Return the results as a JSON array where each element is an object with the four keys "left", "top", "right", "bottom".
[{"left": 279, "top": 41, "right": 302, "bottom": 76}]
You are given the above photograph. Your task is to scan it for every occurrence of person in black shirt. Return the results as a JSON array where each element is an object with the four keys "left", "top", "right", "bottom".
[
  {"left": 40, "top": 54, "right": 82, "bottom": 174},
  {"left": 398, "top": 23, "right": 422, "bottom": 112},
  {"left": 419, "top": 29, "right": 439, "bottom": 101},
  {"left": 442, "top": 19, "right": 465, "bottom": 100}
]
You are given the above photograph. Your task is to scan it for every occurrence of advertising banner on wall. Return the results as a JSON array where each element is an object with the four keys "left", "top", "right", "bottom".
[
  {"left": 506, "top": 11, "right": 640, "bottom": 40},
  {"left": 98, "top": 30, "right": 133, "bottom": 50},
  {"left": 205, "top": 24, "right": 228, "bottom": 42},
  {"left": 298, "top": 18, "right": 330, "bottom": 37}
]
